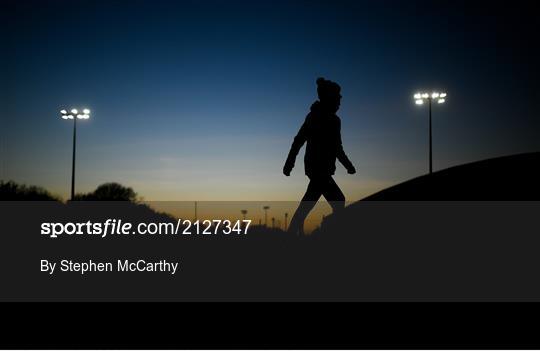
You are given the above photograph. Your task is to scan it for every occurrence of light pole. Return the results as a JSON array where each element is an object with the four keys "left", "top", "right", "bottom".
[
  {"left": 414, "top": 92, "right": 447, "bottom": 174},
  {"left": 263, "top": 206, "right": 270, "bottom": 227},
  {"left": 60, "top": 108, "right": 90, "bottom": 200}
]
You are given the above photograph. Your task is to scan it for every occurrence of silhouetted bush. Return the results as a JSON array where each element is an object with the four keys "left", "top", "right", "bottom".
[
  {"left": 0, "top": 181, "right": 60, "bottom": 201},
  {"left": 73, "top": 182, "right": 138, "bottom": 201}
]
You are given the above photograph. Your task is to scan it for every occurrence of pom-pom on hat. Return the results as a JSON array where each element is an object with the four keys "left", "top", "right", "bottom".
[{"left": 316, "top": 77, "right": 341, "bottom": 99}]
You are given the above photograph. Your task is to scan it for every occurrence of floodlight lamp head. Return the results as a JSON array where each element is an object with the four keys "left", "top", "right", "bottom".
[{"left": 61, "top": 107, "right": 91, "bottom": 120}]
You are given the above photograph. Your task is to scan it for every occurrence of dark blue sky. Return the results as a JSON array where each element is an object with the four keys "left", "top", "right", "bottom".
[{"left": 2, "top": 0, "right": 539, "bottom": 200}]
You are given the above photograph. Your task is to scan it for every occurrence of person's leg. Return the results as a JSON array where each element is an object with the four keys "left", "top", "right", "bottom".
[
  {"left": 321, "top": 176, "right": 346, "bottom": 213},
  {"left": 288, "top": 177, "right": 323, "bottom": 235}
]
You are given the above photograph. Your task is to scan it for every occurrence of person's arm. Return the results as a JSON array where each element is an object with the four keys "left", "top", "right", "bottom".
[
  {"left": 336, "top": 118, "right": 356, "bottom": 174},
  {"left": 283, "top": 116, "right": 310, "bottom": 176}
]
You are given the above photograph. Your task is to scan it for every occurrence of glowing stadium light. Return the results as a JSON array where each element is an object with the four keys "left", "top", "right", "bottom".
[
  {"left": 412, "top": 91, "right": 448, "bottom": 174},
  {"left": 59, "top": 107, "right": 91, "bottom": 200}
]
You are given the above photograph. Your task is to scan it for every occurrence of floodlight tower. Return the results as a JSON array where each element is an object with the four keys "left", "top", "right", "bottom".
[
  {"left": 263, "top": 206, "right": 270, "bottom": 227},
  {"left": 413, "top": 92, "right": 447, "bottom": 174},
  {"left": 60, "top": 108, "right": 91, "bottom": 200}
]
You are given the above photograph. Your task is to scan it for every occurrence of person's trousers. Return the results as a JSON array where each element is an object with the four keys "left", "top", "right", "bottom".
[{"left": 288, "top": 175, "right": 345, "bottom": 235}]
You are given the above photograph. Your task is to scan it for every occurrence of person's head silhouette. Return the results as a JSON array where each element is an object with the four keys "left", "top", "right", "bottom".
[{"left": 316, "top": 77, "right": 341, "bottom": 113}]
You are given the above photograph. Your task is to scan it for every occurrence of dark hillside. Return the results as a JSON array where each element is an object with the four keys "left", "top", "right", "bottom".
[{"left": 362, "top": 152, "right": 540, "bottom": 201}]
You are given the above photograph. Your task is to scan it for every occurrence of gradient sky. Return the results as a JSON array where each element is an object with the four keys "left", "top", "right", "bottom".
[{"left": 2, "top": 0, "right": 539, "bottom": 201}]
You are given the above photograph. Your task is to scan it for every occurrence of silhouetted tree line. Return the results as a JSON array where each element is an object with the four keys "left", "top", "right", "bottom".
[
  {"left": 1, "top": 181, "right": 137, "bottom": 202},
  {"left": 0, "top": 181, "right": 59, "bottom": 201},
  {"left": 72, "top": 182, "right": 138, "bottom": 201},
  {"left": 1, "top": 180, "right": 178, "bottom": 224}
]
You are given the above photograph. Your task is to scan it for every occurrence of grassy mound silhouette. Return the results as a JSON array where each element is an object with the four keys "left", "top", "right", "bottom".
[
  {"left": 317, "top": 152, "right": 540, "bottom": 235},
  {"left": 363, "top": 152, "right": 540, "bottom": 201}
]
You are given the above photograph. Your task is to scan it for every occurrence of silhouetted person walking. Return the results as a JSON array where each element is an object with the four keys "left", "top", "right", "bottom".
[{"left": 284, "top": 78, "right": 356, "bottom": 235}]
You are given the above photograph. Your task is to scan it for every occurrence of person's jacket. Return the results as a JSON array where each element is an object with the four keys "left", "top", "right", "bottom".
[{"left": 285, "top": 101, "right": 354, "bottom": 176}]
